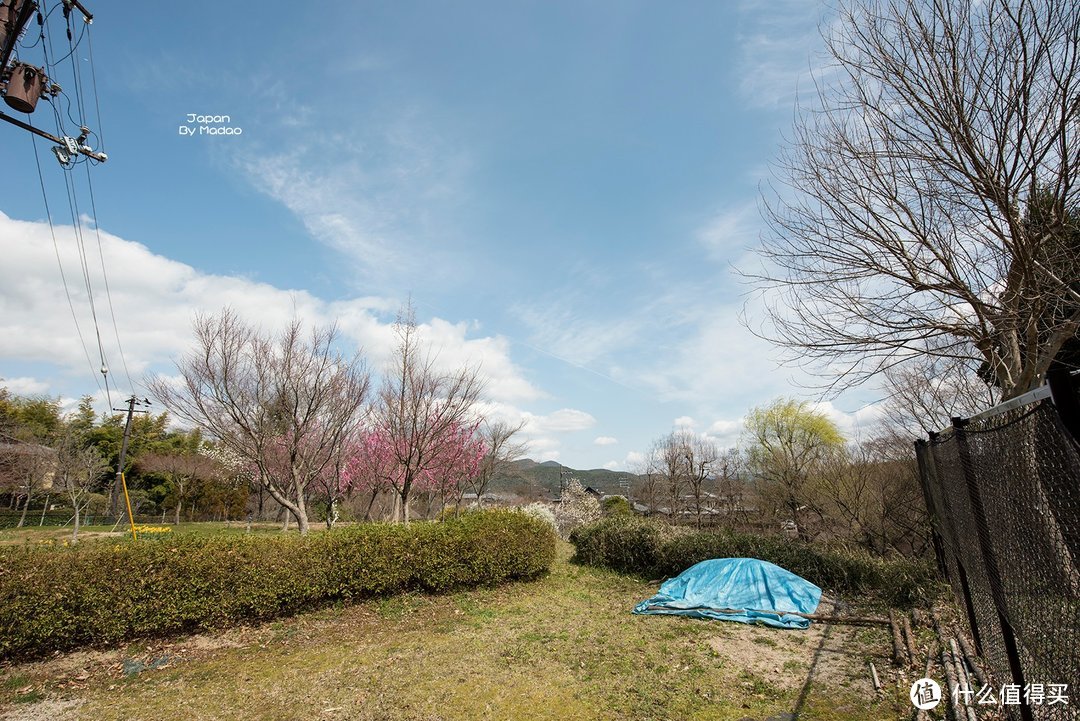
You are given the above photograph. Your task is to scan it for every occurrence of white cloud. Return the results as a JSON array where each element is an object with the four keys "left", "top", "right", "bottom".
[
  {"left": 593, "top": 436, "right": 618, "bottom": 446},
  {"left": 703, "top": 418, "right": 744, "bottom": 448},
  {"left": 234, "top": 110, "right": 471, "bottom": 292},
  {"left": 0, "top": 212, "right": 540, "bottom": 415},
  {"left": 673, "top": 416, "right": 696, "bottom": 429},
  {"left": 735, "top": 0, "right": 830, "bottom": 110},
  {"left": 526, "top": 436, "right": 562, "bottom": 463},
  {"left": 697, "top": 202, "right": 761, "bottom": 259},
  {"left": 809, "top": 400, "right": 888, "bottom": 441},
  {"left": 600, "top": 450, "right": 648, "bottom": 473},
  {"left": 0, "top": 376, "right": 50, "bottom": 396},
  {"left": 524, "top": 408, "right": 596, "bottom": 434},
  {"left": 513, "top": 299, "right": 643, "bottom": 368}
]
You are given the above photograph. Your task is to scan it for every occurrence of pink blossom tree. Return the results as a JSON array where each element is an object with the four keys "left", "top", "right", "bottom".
[
  {"left": 344, "top": 419, "right": 487, "bottom": 522},
  {"left": 358, "top": 300, "right": 486, "bottom": 523}
]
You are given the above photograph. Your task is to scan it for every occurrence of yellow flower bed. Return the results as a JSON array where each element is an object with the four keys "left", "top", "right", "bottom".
[{"left": 127, "top": 525, "right": 173, "bottom": 535}]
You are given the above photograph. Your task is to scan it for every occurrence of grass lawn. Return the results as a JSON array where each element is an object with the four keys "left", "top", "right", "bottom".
[
  {"left": 0, "top": 521, "right": 293, "bottom": 547},
  {"left": 0, "top": 543, "right": 917, "bottom": 721}
]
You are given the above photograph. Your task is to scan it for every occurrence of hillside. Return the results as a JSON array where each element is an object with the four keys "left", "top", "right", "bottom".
[{"left": 488, "top": 459, "right": 638, "bottom": 500}]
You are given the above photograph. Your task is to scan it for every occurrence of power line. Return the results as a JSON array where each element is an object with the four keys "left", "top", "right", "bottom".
[
  {"left": 85, "top": 21, "right": 103, "bottom": 152},
  {"left": 59, "top": 147, "right": 112, "bottom": 408},
  {"left": 83, "top": 164, "right": 132, "bottom": 393},
  {"left": 29, "top": 130, "right": 104, "bottom": 399}
]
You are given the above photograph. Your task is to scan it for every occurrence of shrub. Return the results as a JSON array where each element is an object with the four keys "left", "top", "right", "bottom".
[
  {"left": 601, "top": 496, "right": 633, "bottom": 517},
  {"left": 554, "top": 480, "right": 601, "bottom": 540},
  {"left": 520, "top": 502, "right": 557, "bottom": 532},
  {"left": 0, "top": 509, "right": 556, "bottom": 661},
  {"left": 569, "top": 517, "right": 938, "bottom": 608},
  {"left": 570, "top": 515, "right": 685, "bottom": 574}
]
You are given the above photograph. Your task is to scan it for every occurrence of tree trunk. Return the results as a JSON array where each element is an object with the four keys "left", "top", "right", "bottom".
[
  {"left": 39, "top": 495, "right": 49, "bottom": 526},
  {"left": 72, "top": 501, "right": 80, "bottom": 544},
  {"left": 175, "top": 501, "right": 182, "bottom": 526},
  {"left": 293, "top": 491, "right": 309, "bottom": 535},
  {"left": 363, "top": 488, "right": 378, "bottom": 521},
  {"left": 16, "top": 494, "right": 29, "bottom": 528}
]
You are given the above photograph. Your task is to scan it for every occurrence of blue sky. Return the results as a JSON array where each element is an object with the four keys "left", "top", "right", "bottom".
[{"left": 1, "top": 0, "right": 885, "bottom": 469}]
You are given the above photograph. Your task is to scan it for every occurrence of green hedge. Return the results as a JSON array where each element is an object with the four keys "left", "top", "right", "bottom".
[
  {"left": 0, "top": 510, "right": 556, "bottom": 661},
  {"left": 570, "top": 516, "right": 938, "bottom": 608}
]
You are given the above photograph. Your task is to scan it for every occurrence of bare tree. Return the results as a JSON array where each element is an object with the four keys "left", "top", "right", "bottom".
[
  {"left": 138, "top": 451, "right": 221, "bottom": 525},
  {"left": 149, "top": 310, "right": 370, "bottom": 535},
  {"left": 646, "top": 432, "right": 688, "bottom": 522},
  {"left": 53, "top": 432, "right": 109, "bottom": 543},
  {"left": 750, "top": 0, "right": 1080, "bottom": 400},
  {"left": 879, "top": 353, "right": 1000, "bottom": 437},
  {"left": 712, "top": 447, "right": 744, "bottom": 529},
  {"left": 464, "top": 420, "right": 527, "bottom": 507},
  {"left": 8, "top": 443, "right": 55, "bottom": 528},
  {"left": 817, "top": 434, "right": 931, "bottom": 556},
  {"left": 372, "top": 303, "right": 484, "bottom": 524},
  {"left": 629, "top": 461, "right": 663, "bottom": 515},
  {"left": 682, "top": 432, "right": 719, "bottom": 529}
]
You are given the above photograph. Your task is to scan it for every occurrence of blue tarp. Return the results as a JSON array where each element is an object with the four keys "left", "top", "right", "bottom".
[{"left": 632, "top": 558, "right": 822, "bottom": 630}]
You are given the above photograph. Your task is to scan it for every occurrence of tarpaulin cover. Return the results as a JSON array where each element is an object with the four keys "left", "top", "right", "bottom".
[{"left": 632, "top": 558, "right": 822, "bottom": 629}]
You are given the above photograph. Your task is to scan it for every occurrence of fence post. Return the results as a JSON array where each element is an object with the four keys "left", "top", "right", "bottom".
[
  {"left": 917, "top": 437, "right": 983, "bottom": 655},
  {"left": 1048, "top": 367, "right": 1080, "bottom": 447},
  {"left": 952, "top": 417, "right": 1034, "bottom": 721},
  {"left": 914, "top": 440, "right": 950, "bottom": 581}
]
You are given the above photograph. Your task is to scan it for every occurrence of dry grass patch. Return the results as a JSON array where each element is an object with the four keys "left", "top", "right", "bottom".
[{"left": 0, "top": 544, "right": 911, "bottom": 720}]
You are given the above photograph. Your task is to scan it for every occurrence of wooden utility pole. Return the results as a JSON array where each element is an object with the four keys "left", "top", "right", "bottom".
[{"left": 112, "top": 396, "right": 148, "bottom": 539}]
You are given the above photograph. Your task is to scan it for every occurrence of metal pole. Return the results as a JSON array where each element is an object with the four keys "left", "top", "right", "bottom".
[
  {"left": 0, "top": 111, "right": 108, "bottom": 162},
  {"left": 1047, "top": 367, "right": 1080, "bottom": 448},
  {"left": 0, "top": 0, "right": 36, "bottom": 72}
]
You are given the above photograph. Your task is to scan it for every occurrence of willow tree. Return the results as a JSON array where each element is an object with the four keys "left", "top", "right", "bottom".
[
  {"left": 742, "top": 398, "right": 844, "bottom": 540},
  {"left": 752, "top": 0, "right": 1080, "bottom": 400}
]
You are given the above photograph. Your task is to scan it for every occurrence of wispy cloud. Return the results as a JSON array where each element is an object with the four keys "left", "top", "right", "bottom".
[
  {"left": 593, "top": 436, "right": 618, "bottom": 446},
  {"left": 234, "top": 109, "right": 472, "bottom": 292},
  {"left": 513, "top": 298, "right": 643, "bottom": 369},
  {"left": 697, "top": 201, "right": 761, "bottom": 259},
  {"left": 735, "top": 0, "right": 829, "bottom": 109}
]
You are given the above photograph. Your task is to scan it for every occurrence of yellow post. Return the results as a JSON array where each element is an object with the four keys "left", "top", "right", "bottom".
[{"left": 120, "top": 471, "right": 137, "bottom": 540}]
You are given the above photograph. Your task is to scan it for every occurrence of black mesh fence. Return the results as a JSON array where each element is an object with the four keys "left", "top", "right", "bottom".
[{"left": 916, "top": 370, "right": 1080, "bottom": 721}]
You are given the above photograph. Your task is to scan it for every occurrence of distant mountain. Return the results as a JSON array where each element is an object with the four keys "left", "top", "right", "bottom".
[{"left": 490, "top": 459, "right": 638, "bottom": 500}]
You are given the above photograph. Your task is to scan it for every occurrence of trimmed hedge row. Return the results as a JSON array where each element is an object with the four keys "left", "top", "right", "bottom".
[
  {"left": 569, "top": 515, "right": 938, "bottom": 608},
  {"left": 0, "top": 510, "right": 556, "bottom": 660}
]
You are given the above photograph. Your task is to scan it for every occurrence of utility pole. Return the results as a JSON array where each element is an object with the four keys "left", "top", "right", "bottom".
[{"left": 112, "top": 395, "right": 149, "bottom": 538}]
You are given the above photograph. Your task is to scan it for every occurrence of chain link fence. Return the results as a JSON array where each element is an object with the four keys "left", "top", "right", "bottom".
[{"left": 916, "top": 369, "right": 1080, "bottom": 721}]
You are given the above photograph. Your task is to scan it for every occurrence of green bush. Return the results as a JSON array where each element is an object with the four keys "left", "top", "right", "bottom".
[
  {"left": 570, "top": 516, "right": 937, "bottom": 608},
  {"left": 601, "top": 496, "right": 633, "bottom": 517},
  {"left": 0, "top": 509, "right": 556, "bottom": 661},
  {"left": 570, "top": 515, "right": 687, "bottom": 574}
]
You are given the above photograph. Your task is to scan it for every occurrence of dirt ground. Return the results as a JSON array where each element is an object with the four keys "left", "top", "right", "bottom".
[{"left": 0, "top": 551, "right": 919, "bottom": 721}]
